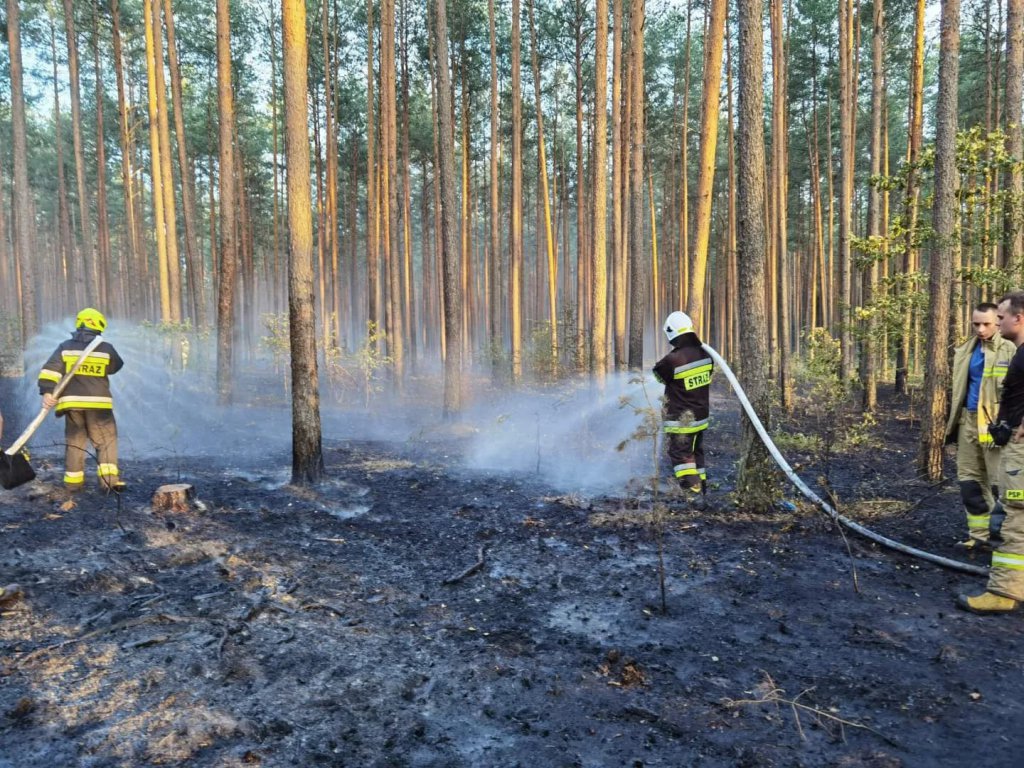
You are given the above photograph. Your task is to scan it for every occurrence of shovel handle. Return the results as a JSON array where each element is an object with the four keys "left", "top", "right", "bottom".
[{"left": 4, "top": 334, "right": 105, "bottom": 457}]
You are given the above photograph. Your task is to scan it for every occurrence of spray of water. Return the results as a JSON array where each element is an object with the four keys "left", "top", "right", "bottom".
[{"left": 11, "top": 320, "right": 655, "bottom": 495}]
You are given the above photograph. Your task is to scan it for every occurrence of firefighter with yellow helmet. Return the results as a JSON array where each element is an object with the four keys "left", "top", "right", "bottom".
[
  {"left": 38, "top": 308, "right": 125, "bottom": 492},
  {"left": 653, "top": 311, "right": 713, "bottom": 508}
]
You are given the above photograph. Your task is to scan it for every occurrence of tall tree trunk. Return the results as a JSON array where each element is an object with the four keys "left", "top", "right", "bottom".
[
  {"left": 685, "top": 0, "right": 727, "bottom": 336},
  {"left": 920, "top": 0, "right": 961, "bottom": 480},
  {"left": 770, "top": 0, "right": 791, "bottom": 410},
  {"left": 896, "top": 0, "right": 925, "bottom": 394},
  {"left": 626, "top": 0, "right": 645, "bottom": 370},
  {"left": 111, "top": 0, "right": 140, "bottom": 318},
  {"left": 281, "top": 0, "right": 324, "bottom": 483},
  {"left": 863, "top": 0, "right": 885, "bottom": 411},
  {"left": 432, "top": 0, "right": 463, "bottom": 415},
  {"left": 838, "top": 0, "right": 856, "bottom": 379},
  {"left": 677, "top": 2, "right": 690, "bottom": 311},
  {"left": 1005, "top": 0, "right": 1024, "bottom": 271},
  {"left": 510, "top": 0, "right": 524, "bottom": 381},
  {"left": 216, "top": 0, "right": 238, "bottom": 403},
  {"left": 591, "top": 0, "right": 609, "bottom": 380},
  {"left": 527, "top": 0, "right": 559, "bottom": 361},
  {"left": 164, "top": 0, "right": 205, "bottom": 326},
  {"left": 611, "top": 0, "right": 625, "bottom": 369},
  {"left": 50, "top": 15, "right": 77, "bottom": 310},
  {"left": 574, "top": 0, "right": 586, "bottom": 371},
  {"left": 366, "top": 0, "right": 379, "bottom": 338},
  {"left": 92, "top": 4, "right": 112, "bottom": 312},
  {"left": 488, "top": 0, "right": 502, "bottom": 379},
  {"left": 736, "top": 0, "right": 775, "bottom": 508},
  {"left": 144, "top": 0, "right": 172, "bottom": 323},
  {"left": 62, "top": 0, "right": 98, "bottom": 306},
  {"left": 151, "top": 0, "right": 182, "bottom": 323},
  {"left": 381, "top": 0, "right": 404, "bottom": 382}
]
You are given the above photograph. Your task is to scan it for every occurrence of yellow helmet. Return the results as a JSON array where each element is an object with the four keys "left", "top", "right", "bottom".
[{"left": 76, "top": 308, "right": 107, "bottom": 333}]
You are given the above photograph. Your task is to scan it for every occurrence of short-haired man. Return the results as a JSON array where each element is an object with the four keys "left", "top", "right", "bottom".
[
  {"left": 945, "top": 303, "right": 1015, "bottom": 548},
  {"left": 960, "top": 291, "right": 1024, "bottom": 613}
]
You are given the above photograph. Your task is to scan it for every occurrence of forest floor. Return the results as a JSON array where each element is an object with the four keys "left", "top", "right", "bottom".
[{"left": 1, "top": 374, "right": 1023, "bottom": 768}]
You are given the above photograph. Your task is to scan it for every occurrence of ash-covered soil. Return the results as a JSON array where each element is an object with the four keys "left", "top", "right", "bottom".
[{"left": 2, "top": 382, "right": 1023, "bottom": 768}]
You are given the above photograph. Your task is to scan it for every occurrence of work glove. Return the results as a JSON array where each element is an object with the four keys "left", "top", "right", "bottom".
[{"left": 990, "top": 420, "right": 1014, "bottom": 447}]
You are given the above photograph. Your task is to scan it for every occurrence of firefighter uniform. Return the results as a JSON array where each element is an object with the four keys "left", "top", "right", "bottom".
[
  {"left": 653, "top": 312, "right": 713, "bottom": 497},
  {"left": 944, "top": 332, "right": 1015, "bottom": 543},
  {"left": 38, "top": 309, "right": 124, "bottom": 490},
  {"left": 983, "top": 341, "right": 1024, "bottom": 603}
]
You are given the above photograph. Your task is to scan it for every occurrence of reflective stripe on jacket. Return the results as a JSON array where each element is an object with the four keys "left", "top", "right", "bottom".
[
  {"left": 653, "top": 334, "right": 712, "bottom": 432},
  {"left": 945, "top": 334, "right": 1015, "bottom": 443},
  {"left": 38, "top": 330, "right": 124, "bottom": 414}
]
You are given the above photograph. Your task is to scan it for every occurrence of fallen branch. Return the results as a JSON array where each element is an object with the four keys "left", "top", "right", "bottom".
[
  {"left": 13, "top": 613, "right": 208, "bottom": 667},
  {"left": 442, "top": 545, "right": 487, "bottom": 586},
  {"left": 723, "top": 672, "right": 899, "bottom": 748}
]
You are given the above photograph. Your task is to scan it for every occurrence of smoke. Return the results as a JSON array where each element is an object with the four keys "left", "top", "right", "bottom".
[
  {"left": 460, "top": 371, "right": 657, "bottom": 495},
  {"left": 11, "top": 322, "right": 659, "bottom": 495}
]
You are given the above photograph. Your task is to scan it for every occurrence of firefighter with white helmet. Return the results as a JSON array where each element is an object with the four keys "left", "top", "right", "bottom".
[
  {"left": 38, "top": 308, "right": 125, "bottom": 492},
  {"left": 653, "top": 311, "right": 713, "bottom": 507}
]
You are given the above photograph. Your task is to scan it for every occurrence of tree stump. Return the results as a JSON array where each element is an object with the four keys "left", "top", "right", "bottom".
[{"left": 151, "top": 484, "right": 196, "bottom": 513}]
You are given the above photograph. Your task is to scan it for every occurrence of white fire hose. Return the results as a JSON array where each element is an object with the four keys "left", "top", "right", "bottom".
[{"left": 702, "top": 343, "right": 988, "bottom": 577}]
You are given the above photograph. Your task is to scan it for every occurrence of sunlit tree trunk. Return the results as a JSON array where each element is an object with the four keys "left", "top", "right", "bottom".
[
  {"left": 92, "top": 5, "right": 112, "bottom": 312},
  {"left": 920, "top": 0, "right": 960, "bottom": 480},
  {"left": 381, "top": 0, "right": 404, "bottom": 383},
  {"left": 144, "top": 0, "right": 171, "bottom": 323},
  {"left": 1005, "top": 0, "right": 1024, "bottom": 271},
  {"left": 366, "top": 0, "right": 379, "bottom": 338},
  {"left": 527, "top": 0, "right": 559, "bottom": 361},
  {"left": 511, "top": 0, "right": 524, "bottom": 381},
  {"left": 591, "top": 0, "right": 609, "bottom": 380},
  {"left": 770, "top": 0, "right": 792, "bottom": 410},
  {"left": 488, "top": 0, "right": 502, "bottom": 379},
  {"left": 626, "top": 0, "right": 645, "bottom": 370},
  {"left": 432, "top": 0, "right": 463, "bottom": 415},
  {"left": 736, "top": 0, "right": 775, "bottom": 508},
  {"left": 50, "top": 15, "right": 76, "bottom": 310},
  {"left": 164, "top": 0, "right": 204, "bottom": 326},
  {"left": 677, "top": 2, "right": 690, "bottom": 311},
  {"left": 838, "top": 0, "right": 856, "bottom": 380},
  {"left": 575, "top": 0, "right": 586, "bottom": 370},
  {"left": 322, "top": 0, "right": 340, "bottom": 350},
  {"left": 62, "top": 0, "right": 98, "bottom": 306},
  {"left": 280, "top": 0, "right": 324, "bottom": 483},
  {"left": 686, "top": 0, "right": 726, "bottom": 337},
  {"left": 896, "top": 0, "right": 925, "bottom": 394},
  {"left": 216, "top": 0, "right": 238, "bottom": 403},
  {"left": 862, "top": 0, "right": 885, "bottom": 412},
  {"left": 611, "top": 0, "right": 625, "bottom": 369},
  {"left": 400, "top": 0, "right": 415, "bottom": 366},
  {"left": 111, "top": 0, "right": 140, "bottom": 318}
]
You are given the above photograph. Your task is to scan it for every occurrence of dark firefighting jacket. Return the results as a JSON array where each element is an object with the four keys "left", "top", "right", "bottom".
[
  {"left": 37, "top": 329, "right": 124, "bottom": 416},
  {"left": 652, "top": 333, "right": 713, "bottom": 436}
]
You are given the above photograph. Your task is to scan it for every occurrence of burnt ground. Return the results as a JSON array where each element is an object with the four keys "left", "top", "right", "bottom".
[{"left": 2, "top": 378, "right": 1023, "bottom": 768}]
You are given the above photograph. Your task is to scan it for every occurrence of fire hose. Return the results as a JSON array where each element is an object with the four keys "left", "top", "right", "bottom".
[{"left": 702, "top": 343, "right": 988, "bottom": 577}]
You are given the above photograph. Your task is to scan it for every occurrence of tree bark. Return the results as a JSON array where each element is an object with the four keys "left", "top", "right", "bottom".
[
  {"left": 591, "top": 0, "right": 609, "bottom": 380},
  {"left": 863, "top": 0, "right": 885, "bottom": 412},
  {"left": 736, "top": 0, "right": 776, "bottom": 509},
  {"left": 626, "top": 0, "right": 645, "bottom": 370},
  {"left": 282, "top": 0, "right": 324, "bottom": 483},
  {"left": 216, "top": 0, "right": 238, "bottom": 403},
  {"left": 510, "top": 0, "right": 524, "bottom": 381},
  {"left": 685, "top": 0, "right": 727, "bottom": 337},
  {"left": 919, "top": 0, "right": 960, "bottom": 480},
  {"left": 432, "top": 0, "right": 463, "bottom": 416},
  {"left": 61, "top": 0, "right": 98, "bottom": 306},
  {"left": 1005, "top": 0, "right": 1024, "bottom": 271}
]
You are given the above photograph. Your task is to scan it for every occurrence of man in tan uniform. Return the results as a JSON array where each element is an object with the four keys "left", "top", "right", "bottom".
[
  {"left": 959, "top": 291, "right": 1024, "bottom": 613},
  {"left": 945, "top": 303, "right": 1015, "bottom": 548}
]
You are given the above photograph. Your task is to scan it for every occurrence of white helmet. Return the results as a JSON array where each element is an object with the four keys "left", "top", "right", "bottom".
[{"left": 663, "top": 311, "right": 694, "bottom": 342}]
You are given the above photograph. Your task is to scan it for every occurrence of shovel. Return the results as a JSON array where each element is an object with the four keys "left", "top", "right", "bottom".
[{"left": 1, "top": 334, "right": 105, "bottom": 490}]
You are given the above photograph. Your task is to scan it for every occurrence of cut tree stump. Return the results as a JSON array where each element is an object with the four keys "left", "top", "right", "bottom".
[{"left": 151, "top": 484, "right": 196, "bottom": 513}]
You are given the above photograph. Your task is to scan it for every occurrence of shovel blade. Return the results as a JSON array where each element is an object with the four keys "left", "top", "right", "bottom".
[{"left": 0, "top": 451, "right": 36, "bottom": 490}]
